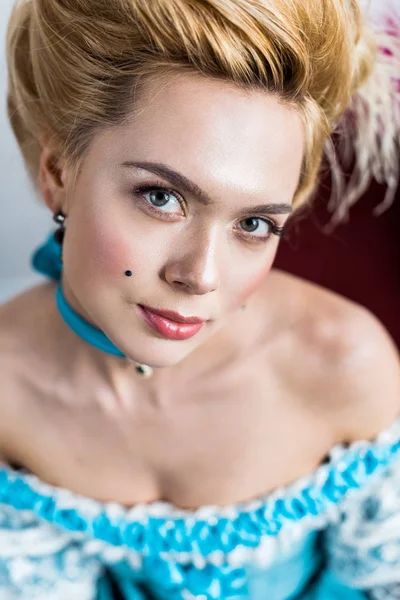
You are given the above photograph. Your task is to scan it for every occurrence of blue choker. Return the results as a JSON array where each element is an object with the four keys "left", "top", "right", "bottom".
[
  {"left": 31, "top": 231, "right": 153, "bottom": 377},
  {"left": 55, "top": 283, "right": 125, "bottom": 358}
]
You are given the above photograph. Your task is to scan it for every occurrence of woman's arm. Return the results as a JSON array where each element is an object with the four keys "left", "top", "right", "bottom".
[
  {"left": 319, "top": 305, "right": 400, "bottom": 444},
  {"left": 318, "top": 458, "right": 400, "bottom": 599},
  {"left": 310, "top": 308, "right": 400, "bottom": 598}
]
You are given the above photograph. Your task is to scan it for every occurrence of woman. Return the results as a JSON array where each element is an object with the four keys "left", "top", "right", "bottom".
[{"left": 1, "top": 0, "right": 400, "bottom": 598}]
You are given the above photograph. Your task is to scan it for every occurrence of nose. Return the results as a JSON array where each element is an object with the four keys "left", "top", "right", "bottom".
[{"left": 163, "top": 227, "right": 221, "bottom": 295}]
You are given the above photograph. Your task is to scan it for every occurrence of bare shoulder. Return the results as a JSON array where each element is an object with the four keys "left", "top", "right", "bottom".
[
  {"left": 0, "top": 282, "right": 57, "bottom": 373},
  {"left": 0, "top": 282, "right": 58, "bottom": 460},
  {"left": 269, "top": 269, "right": 400, "bottom": 442}
]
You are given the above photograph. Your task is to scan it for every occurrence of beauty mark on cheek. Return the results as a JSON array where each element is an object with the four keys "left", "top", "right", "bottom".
[{"left": 92, "top": 234, "right": 134, "bottom": 277}]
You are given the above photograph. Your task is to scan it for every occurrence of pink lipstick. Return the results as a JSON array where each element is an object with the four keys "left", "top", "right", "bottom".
[{"left": 137, "top": 305, "right": 205, "bottom": 340}]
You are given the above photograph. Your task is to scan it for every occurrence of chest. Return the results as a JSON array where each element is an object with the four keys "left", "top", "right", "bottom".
[{"left": 9, "top": 358, "right": 333, "bottom": 509}]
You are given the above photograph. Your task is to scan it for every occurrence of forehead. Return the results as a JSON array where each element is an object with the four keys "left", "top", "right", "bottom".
[{"left": 97, "top": 72, "right": 305, "bottom": 204}]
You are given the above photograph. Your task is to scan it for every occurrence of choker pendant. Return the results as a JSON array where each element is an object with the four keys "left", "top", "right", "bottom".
[{"left": 133, "top": 362, "right": 153, "bottom": 378}]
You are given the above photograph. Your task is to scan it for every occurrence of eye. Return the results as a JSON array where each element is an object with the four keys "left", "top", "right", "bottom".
[
  {"left": 132, "top": 184, "right": 284, "bottom": 240},
  {"left": 134, "top": 185, "right": 185, "bottom": 217},
  {"left": 237, "top": 217, "right": 277, "bottom": 242}
]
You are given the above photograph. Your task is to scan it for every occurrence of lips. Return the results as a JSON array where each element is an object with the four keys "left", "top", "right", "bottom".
[
  {"left": 140, "top": 304, "right": 205, "bottom": 324},
  {"left": 137, "top": 305, "right": 205, "bottom": 340}
]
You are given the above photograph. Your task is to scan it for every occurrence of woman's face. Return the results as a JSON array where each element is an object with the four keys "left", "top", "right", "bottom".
[{"left": 57, "top": 73, "right": 304, "bottom": 367}]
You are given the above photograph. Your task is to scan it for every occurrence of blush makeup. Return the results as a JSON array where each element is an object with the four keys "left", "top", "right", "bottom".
[{"left": 236, "top": 261, "right": 272, "bottom": 308}]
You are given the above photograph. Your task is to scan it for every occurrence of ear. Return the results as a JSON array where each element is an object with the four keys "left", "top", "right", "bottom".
[{"left": 38, "top": 146, "right": 69, "bottom": 215}]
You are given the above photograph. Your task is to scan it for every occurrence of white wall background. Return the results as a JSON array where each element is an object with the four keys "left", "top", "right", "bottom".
[{"left": 0, "top": 0, "right": 50, "bottom": 303}]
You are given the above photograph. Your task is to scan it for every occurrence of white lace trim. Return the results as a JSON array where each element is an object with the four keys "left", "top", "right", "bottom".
[{"left": 2, "top": 416, "right": 400, "bottom": 524}]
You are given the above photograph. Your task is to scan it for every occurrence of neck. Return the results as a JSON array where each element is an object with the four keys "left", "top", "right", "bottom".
[
  {"left": 56, "top": 278, "right": 159, "bottom": 383},
  {"left": 55, "top": 276, "right": 225, "bottom": 401},
  {"left": 54, "top": 276, "right": 254, "bottom": 405}
]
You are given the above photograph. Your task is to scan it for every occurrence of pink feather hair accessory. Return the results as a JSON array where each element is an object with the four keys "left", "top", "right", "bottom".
[{"left": 326, "top": 0, "right": 400, "bottom": 224}]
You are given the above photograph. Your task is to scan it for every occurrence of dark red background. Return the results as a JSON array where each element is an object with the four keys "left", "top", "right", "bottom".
[{"left": 274, "top": 179, "right": 400, "bottom": 348}]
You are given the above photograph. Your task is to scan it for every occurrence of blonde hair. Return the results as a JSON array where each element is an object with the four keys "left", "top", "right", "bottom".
[{"left": 6, "top": 0, "right": 377, "bottom": 212}]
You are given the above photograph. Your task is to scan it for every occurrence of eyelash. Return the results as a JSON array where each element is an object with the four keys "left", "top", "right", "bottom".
[{"left": 132, "top": 184, "right": 285, "bottom": 243}]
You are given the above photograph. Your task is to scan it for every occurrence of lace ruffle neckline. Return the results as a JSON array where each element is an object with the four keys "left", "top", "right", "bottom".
[{"left": 0, "top": 418, "right": 400, "bottom": 566}]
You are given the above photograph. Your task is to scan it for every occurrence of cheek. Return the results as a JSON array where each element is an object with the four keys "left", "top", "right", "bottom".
[
  {"left": 236, "top": 259, "right": 273, "bottom": 306},
  {"left": 77, "top": 221, "right": 136, "bottom": 279},
  {"left": 96, "top": 235, "right": 142, "bottom": 280}
]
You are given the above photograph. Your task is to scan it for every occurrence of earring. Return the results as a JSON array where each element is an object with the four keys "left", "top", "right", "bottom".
[{"left": 53, "top": 210, "right": 66, "bottom": 245}]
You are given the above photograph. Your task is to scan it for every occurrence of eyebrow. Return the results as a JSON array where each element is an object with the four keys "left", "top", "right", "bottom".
[{"left": 120, "top": 160, "right": 293, "bottom": 216}]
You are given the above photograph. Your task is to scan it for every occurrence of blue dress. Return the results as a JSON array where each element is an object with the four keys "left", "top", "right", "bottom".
[
  {"left": 2, "top": 430, "right": 400, "bottom": 600},
  {"left": 0, "top": 233, "right": 399, "bottom": 599}
]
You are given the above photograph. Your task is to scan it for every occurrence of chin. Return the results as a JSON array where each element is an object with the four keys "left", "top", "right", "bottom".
[
  {"left": 111, "top": 334, "right": 193, "bottom": 368},
  {"left": 127, "top": 351, "right": 187, "bottom": 370},
  {"left": 106, "top": 313, "right": 217, "bottom": 367}
]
